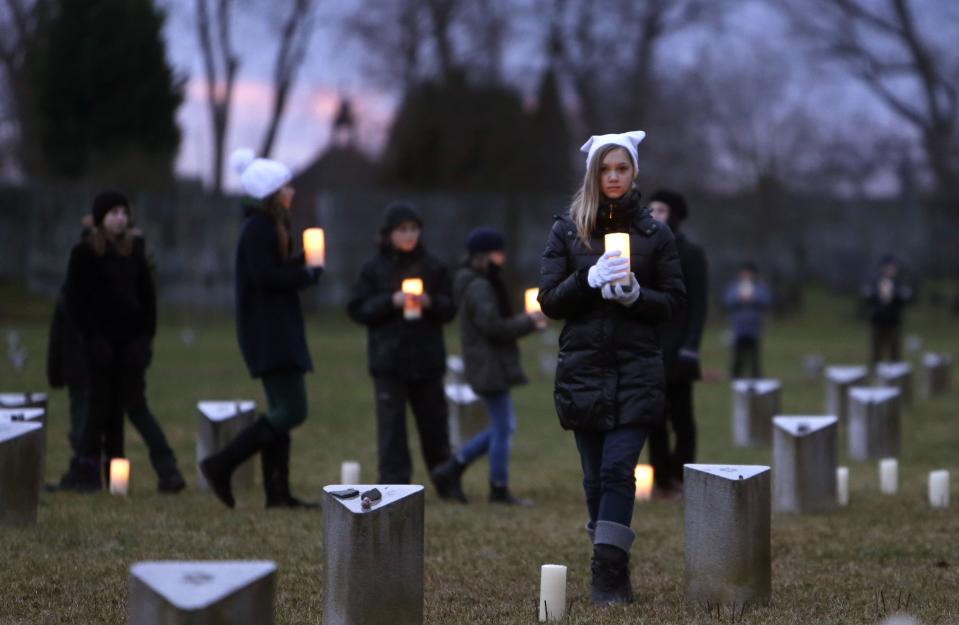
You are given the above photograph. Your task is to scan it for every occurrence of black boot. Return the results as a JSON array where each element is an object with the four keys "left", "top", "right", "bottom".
[
  {"left": 590, "top": 544, "right": 634, "bottom": 606},
  {"left": 430, "top": 457, "right": 468, "bottom": 503},
  {"left": 200, "top": 416, "right": 276, "bottom": 509},
  {"left": 48, "top": 456, "right": 101, "bottom": 492},
  {"left": 261, "top": 431, "right": 318, "bottom": 509},
  {"left": 156, "top": 460, "right": 187, "bottom": 494},
  {"left": 489, "top": 482, "right": 534, "bottom": 506}
]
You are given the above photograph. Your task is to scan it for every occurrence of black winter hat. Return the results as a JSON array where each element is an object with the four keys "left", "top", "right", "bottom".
[
  {"left": 648, "top": 189, "right": 688, "bottom": 223},
  {"left": 466, "top": 227, "right": 505, "bottom": 255},
  {"left": 91, "top": 191, "right": 130, "bottom": 226},
  {"left": 381, "top": 202, "right": 423, "bottom": 233}
]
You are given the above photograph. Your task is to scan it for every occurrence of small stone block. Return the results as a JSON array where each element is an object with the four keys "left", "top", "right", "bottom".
[
  {"left": 847, "top": 387, "right": 901, "bottom": 461},
  {"left": 684, "top": 464, "right": 771, "bottom": 609},
  {"left": 875, "top": 362, "right": 913, "bottom": 405},
  {"left": 772, "top": 416, "right": 838, "bottom": 514},
  {"left": 0, "top": 393, "right": 48, "bottom": 410},
  {"left": 0, "top": 421, "right": 43, "bottom": 527},
  {"left": 824, "top": 366, "right": 868, "bottom": 424},
  {"left": 920, "top": 353, "right": 952, "bottom": 399},
  {"left": 323, "top": 484, "right": 424, "bottom": 625},
  {"left": 0, "top": 407, "right": 46, "bottom": 490},
  {"left": 128, "top": 560, "right": 276, "bottom": 624},
  {"left": 196, "top": 401, "right": 256, "bottom": 492},
  {"left": 445, "top": 383, "right": 485, "bottom": 450},
  {"left": 731, "top": 380, "right": 781, "bottom": 447}
]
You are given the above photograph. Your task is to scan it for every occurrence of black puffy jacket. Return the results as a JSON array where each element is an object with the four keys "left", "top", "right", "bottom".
[
  {"left": 537, "top": 191, "right": 686, "bottom": 432},
  {"left": 660, "top": 232, "right": 708, "bottom": 382},
  {"left": 347, "top": 245, "right": 456, "bottom": 381}
]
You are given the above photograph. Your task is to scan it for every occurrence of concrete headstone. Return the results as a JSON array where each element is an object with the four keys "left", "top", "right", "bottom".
[
  {"left": 824, "top": 366, "right": 868, "bottom": 424},
  {"left": 875, "top": 362, "right": 913, "bottom": 405},
  {"left": 848, "top": 387, "right": 901, "bottom": 461},
  {"left": 772, "top": 416, "right": 838, "bottom": 514},
  {"left": 0, "top": 421, "right": 43, "bottom": 527},
  {"left": 128, "top": 560, "right": 276, "bottom": 624},
  {"left": 920, "top": 353, "right": 952, "bottom": 399},
  {"left": 731, "top": 380, "right": 781, "bottom": 447}
]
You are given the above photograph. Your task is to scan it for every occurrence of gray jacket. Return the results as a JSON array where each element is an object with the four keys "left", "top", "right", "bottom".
[{"left": 454, "top": 266, "right": 536, "bottom": 395}]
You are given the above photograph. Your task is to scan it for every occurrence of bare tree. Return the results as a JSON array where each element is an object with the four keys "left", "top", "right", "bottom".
[
  {"left": 341, "top": 0, "right": 425, "bottom": 91},
  {"left": 258, "top": 0, "right": 318, "bottom": 158},
  {"left": 195, "top": 0, "right": 239, "bottom": 194},
  {"left": 786, "top": 0, "right": 959, "bottom": 200}
]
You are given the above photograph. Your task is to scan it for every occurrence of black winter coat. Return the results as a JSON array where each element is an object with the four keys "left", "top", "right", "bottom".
[
  {"left": 862, "top": 277, "right": 912, "bottom": 327},
  {"left": 235, "top": 208, "right": 318, "bottom": 378},
  {"left": 660, "top": 232, "right": 708, "bottom": 382},
  {"left": 347, "top": 245, "right": 456, "bottom": 381},
  {"left": 538, "top": 192, "right": 687, "bottom": 432},
  {"left": 453, "top": 266, "right": 535, "bottom": 395}
]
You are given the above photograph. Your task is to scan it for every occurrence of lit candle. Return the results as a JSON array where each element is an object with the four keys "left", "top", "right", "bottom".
[
  {"left": 634, "top": 464, "right": 654, "bottom": 501},
  {"left": 879, "top": 458, "right": 898, "bottom": 495},
  {"left": 525, "top": 288, "right": 541, "bottom": 314},
  {"left": 929, "top": 470, "right": 950, "bottom": 508},
  {"left": 402, "top": 278, "right": 424, "bottom": 320},
  {"left": 341, "top": 461, "right": 360, "bottom": 485},
  {"left": 110, "top": 458, "right": 130, "bottom": 496},
  {"left": 303, "top": 228, "right": 326, "bottom": 267},
  {"left": 836, "top": 466, "right": 849, "bottom": 506},
  {"left": 538, "top": 564, "right": 567, "bottom": 622},
  {"left": 603, "top": 232, "right": 631, "bottom": 286}
]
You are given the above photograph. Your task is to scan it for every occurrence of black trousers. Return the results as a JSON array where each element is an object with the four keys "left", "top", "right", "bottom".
[
  {"left": 871, "top": 323, "right": 902, "bottom": 365},
  {"left": 648, "top": 380, "right": 696, "bottom": 489},
  {"left": 373, "top": 376, "right": 452, "bottom": 484},
  {"left": 731, "top": 336, "right": 761, "bottom": 379}
]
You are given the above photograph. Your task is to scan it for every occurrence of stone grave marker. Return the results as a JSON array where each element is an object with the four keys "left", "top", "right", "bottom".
[
  {"left": 824, "top": 366, "right": 868, "bottom": 424},
  {"left": 731, "top": 379, "right": 781, "bottom": 447},
  {"left": 772, "top": 416, "right": 838, "bottom": 514},
  {"left": 847, "top": 387, "right": 901, "bottom": 461},
  {"left": 323, "top": 484, "right": 424, "bottom": 625},
  {"left": 920, "top": 353, "right": 952, "bottom": 399},
  {"left": 684, "top": 464, "right": 770, "bottom": 609},
  {"left": 128, "top": 560, "right": 276, "bottom": 624},
  {"left": 0, "top": 420, "right": 43, "bottom": 526},
  {"left": 196, "top": 401, "right": 256, "bottom": 492},
  {"left": 875, "top": 362, "right": 913, "bottom": 405}
]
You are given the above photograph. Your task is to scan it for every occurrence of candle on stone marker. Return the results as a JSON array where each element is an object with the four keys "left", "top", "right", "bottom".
[
  {"left": 603, "top": 232, "right": 631, "bottom": 286},
  {"left": 634, "top": 464, "right": 654, "bottom": 501},
  {"left": 836, "top": 466, "right": 849, "bottom": 506},
  {"left": 341, "top": 461, "right": 360, "bottom": 485},
  {"left": 879, "top": 458, "right": 898, "bottom": 495},
  {"left": 929, "top": 470, "right": 950, "bottom": 508},
  {"left": 110, "top": 458, "right": 130, "bottom": 496},
  {"left": 303, "top": 228, "right": 325, "bottom": 267},
  {"left": 538, "top": 564, "right": 567, "bottom": 622},
  {"left": 402, "top": 278, "right": 424, "bottom": 320},
  {"left": 525, "top": 288, "right": 541, "bottom": 314}
]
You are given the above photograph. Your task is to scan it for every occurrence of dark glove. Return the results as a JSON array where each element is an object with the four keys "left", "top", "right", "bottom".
[
  {"left": 677, "top": 348, "right": 702, "bottom": 381},
  {"left": 87, "top": 336, "right": 114, "bottom": 366},
  {"left": 306, "top": 266, "right": 323, "bottom": 285},
  {"left": 122, "top": 336, "right": 153, "bottom": 369}
]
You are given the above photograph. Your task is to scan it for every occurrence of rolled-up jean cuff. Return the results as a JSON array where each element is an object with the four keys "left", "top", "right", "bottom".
[{"left": 594, "top": 520, "right": 635, "bottom": 552}]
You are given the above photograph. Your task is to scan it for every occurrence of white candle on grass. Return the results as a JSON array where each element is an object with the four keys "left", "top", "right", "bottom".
[
  {"left": 879, "top": 458, "right": 898, "bottom": 495},
  {"left": 110, "top": 458, "right": 130, "bottom": 496},
  {"left": 538, "top": 564, "right": 567, "bottom": 622},
  {"left": 341, "top": 461, "right": 360, "bottom": 485},
  {"left": 634, "top": 464, "right": 653, "bottom": 501},
  {"left": 837, "top": 466, "right": 849, "bottom": 506},
  {"left": 929, "top": 470, "right": 949, "bottom": 508}
]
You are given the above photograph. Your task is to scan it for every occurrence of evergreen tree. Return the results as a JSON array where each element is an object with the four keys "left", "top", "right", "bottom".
[{"left": 31, "top": 0, "right": 183, "bottom": 187}]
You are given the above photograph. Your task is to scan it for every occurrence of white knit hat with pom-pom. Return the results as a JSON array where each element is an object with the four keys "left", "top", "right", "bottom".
[{"left": 230, "top": 148, "right": 292, "bottom": 200}]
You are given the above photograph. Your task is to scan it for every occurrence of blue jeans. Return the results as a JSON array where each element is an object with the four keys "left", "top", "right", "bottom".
[
  {"left": 456, "top": 391, "right": 515, "bottom": 486},
  {"left": 574, "top": 425, "right": 648, "bottom": 529}
]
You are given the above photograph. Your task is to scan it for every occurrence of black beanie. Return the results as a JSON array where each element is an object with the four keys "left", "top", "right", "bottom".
[
  {"left": 648, "top": 189, "right": 688, "bottom": 224},
  {"left": 466, "top": 227, "right": 505, "bottom": 255},
  {"left": 381, "top": 202, "right": 423, "bottom": 234},
  {"left": 91, "top": 191, "right": 130, "bottom": 226}
]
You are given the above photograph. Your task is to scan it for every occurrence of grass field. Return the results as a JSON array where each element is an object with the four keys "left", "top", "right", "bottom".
[{"left": 0, "top": 283, "right": 957, "bottom": 624}]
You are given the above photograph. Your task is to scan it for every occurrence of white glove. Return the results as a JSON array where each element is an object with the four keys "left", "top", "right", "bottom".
[
  {"left": 587, "top": 250, "right": 630, "bottom": 288},
  {"left": 601, "top": 273, "right": 640, "bottom": 306}
]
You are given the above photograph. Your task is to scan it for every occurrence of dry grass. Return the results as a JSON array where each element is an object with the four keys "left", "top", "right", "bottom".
[{"left": 0, "top": 283, "right": 957, "bottom": 624}]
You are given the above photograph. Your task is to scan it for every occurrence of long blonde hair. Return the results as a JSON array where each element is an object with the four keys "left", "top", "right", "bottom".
[{"left": 568, "top": 144, "right": 635, "bottom": 247}]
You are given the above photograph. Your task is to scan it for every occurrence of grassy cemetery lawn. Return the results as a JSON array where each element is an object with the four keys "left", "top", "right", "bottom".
[{"left": 1, "top": 283, "right": 957, "bottom": 624}]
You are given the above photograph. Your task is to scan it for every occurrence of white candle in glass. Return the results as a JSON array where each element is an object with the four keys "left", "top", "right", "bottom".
[
  {"left": 836, "top": 466, "right": 849, "bottom": 506},
  {"left": 402, "top": 278, "right": 424, "bottom": 320},
  {"left": 110, "top": 458, "right": 130, "bottom": 496},
  {"left": 929, "top": 470, "right": 949, "bottom": 508},
  {"left": 303, "top": 228, "right": 325, "bottom": 267},
  {"left": 634, "top": 464, "right": 653, "bottom": 501},
  {"left": 341, "top": 461, "right": 361, "bottom": 485},
  {"left": 538, "top": 564, "right": 567, "bottom": 622},
  {"left": 879, "top": 458, "right": 898, "bottom": 495},
  {"left": 603, "top": 232, "right": 631, "bottom": 286},
  {"left": 525, "top": 288, "right": 541, "bottom": 314}
]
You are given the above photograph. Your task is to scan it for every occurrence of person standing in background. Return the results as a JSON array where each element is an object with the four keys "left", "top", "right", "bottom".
[
  {"left": 862, "top": 254, "right": 913, "bottom": 365},
  {"left": 646, "top": 190, "right": 708, "bottom": 499},
  {"left": 723, "top": 262, "right": 771, "bottom": 379}
]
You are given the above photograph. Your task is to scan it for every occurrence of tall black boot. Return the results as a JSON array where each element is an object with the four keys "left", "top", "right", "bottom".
[
  {"left": 261, "top": 431, "right": 318, "bottom": 509},
  {"left": 430, "top": 456, "right": 468, "bottom": 503},
  {"left": 200, "top": 416, "right": 276, "bottom": 509},
  {"left": 590, "top": 544, "right": 634, "bottom": 606}
]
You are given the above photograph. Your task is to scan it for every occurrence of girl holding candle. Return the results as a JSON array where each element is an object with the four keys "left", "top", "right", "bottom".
[
  {"left": 201, "top": 149, "right": 322, "bottom": 509},
  {"left": 538, "top": 131, "right": 686, "bottom": 605},
  {"left": 347, "top": 203, "right": 462, "bottom": 500},
  {"left": 430, "top": 227, "right": 546, "bottom": 505}
]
